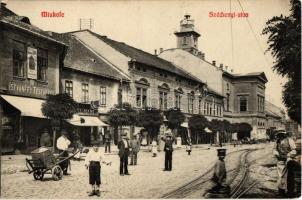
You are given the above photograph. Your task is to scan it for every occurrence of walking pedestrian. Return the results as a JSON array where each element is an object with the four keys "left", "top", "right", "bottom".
[
  {"left": 209, "top": 149, "right": 230, "bottom": 194},
  {"left": 273, "top": 131, "right": 296, "bottom": 197},
  {"left": 56, "top": 129, "right": 71, "bottom": 175},
  {"left": 130, "top": 134, "right": 140, "bottom": 165},
  {"left": 104, "top": 130, "right": 111, "bottom": 153},
  {"left": 162, "top": 132, "right": 174, "bottom": 171},
  {"left": 118, "top": 132, "right": 130, "bottom": 176},
  {"left": 286, "top": 139, "right": 301, "bottom": 198},
  {"left": 151, "top": 139, "right": 158, "bottom": 157},
  {"left": 85, "top": 143, "right": 111, "bottom": 197}
]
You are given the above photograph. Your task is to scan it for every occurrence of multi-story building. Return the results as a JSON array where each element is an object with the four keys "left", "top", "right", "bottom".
[
  {"left": 52, "top": 33, "right": 131, "bottom": 146},
  {"left": 265, "top": 100, "right": 286, "bottom": 132},
  {"left": 65, "top": 29, "right": 223, "bottom": 117},
  {"left": 0, "top": 3, "right": 66, "bottom": 153},
  {"left": 159, "top": 14, "right": 269, "bottom": 140},
  {"left": 222, "top": 71, "right": 268, "bottom": 139}
]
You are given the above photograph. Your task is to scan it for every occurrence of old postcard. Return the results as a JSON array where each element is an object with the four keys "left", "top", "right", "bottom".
[{"left": 0, "top": 0, "right": 301, "bottom": 199}]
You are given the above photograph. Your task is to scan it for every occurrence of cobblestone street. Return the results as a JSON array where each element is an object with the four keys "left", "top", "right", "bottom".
[{"left": 0, "top": 143, "right": 278, "bottom": 199}]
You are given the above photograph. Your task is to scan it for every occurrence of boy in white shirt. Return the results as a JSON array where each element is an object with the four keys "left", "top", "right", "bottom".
[{"left": 85, "top": 143, "right": 111, "bottom": 197}]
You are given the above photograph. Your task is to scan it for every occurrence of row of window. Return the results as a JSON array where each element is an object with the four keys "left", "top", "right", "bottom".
[
  {"left": 12, "top": 41, "right": 48, "bottom": 82},
  {"left": 136, "top": 87, "right": 222, "bottom": 116},
  {"left": 65, "top": 80, "right": 107, "bottom": 105}
]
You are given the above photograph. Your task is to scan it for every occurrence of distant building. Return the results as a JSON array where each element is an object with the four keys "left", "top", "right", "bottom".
[
  {"left": 160, "top": 14, "right": 269, "bottom": 140},
  {"left": 265, "top": 100, "right": 286, "bottom": 132},
  {"left": 0, "top": 3, "right": 66, "bottom": 153}
]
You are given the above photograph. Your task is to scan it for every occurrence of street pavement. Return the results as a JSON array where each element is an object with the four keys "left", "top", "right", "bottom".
[{"left": 1, "top": 143, "right": 276, "bottom": 199}]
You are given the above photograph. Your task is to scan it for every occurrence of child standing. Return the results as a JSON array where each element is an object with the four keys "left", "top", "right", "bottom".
[
  {"left": 186, "top": 138, "right": 192, "bottom": 155},
  {"left": 85, "top": 143, "right": 111, "bottom": 197},
  {"left": 151, "top": 140, "right": 158, "bottom": 157}
]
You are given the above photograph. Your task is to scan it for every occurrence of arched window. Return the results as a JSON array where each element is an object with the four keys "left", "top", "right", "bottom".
[
  {"left": 158, "top": 83, "right": 170, "bottom": 110},
  {"left": 135, "top": 78, "right": 150, "bottom": 108}
]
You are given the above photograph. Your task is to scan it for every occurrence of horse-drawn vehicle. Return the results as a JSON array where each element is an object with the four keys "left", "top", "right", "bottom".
[{"left": 25, "top": 147, "right": 78, "bottom": 181}]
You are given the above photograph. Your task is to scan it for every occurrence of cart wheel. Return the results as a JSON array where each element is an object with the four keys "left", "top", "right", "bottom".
[
  {"left": 52, "top": 165, "right": 63, "bottom": 181},
  {"left": 33, "top": 169, "right": 44, "bottom": 180}
]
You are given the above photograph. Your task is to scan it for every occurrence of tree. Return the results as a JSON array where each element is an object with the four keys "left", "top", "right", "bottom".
[
  {"left": 107, "top": 102, "right": 137, "bottom": 144},
  {"left": 188, "top": 114, "right": 208, "bottom": 144},
  {"left": 222, "top": 120, "right": 231, "bottom": 142},
  {"left": 262, "top": 0, "right": 301, "bottom": 124},
  {"left": 41, "top": 93, "right": 77, "bottom": 150},
  {"left": 137, "top": 107, "right": 163, "bottom": 143},
  {"left": 164, "top": 108, "right": 185, "bottom": 135},
  {"left": 237, "top": 123, "right": 253, "bottom": 140}
]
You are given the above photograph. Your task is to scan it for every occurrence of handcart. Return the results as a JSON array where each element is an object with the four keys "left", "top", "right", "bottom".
[{"left": 25, "top": 147, "right": 79, "bottom": 181}]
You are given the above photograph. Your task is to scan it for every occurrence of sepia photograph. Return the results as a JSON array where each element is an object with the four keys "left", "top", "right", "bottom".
[{"left": 0, "top": 0, "right": 301, "bottom": 199}]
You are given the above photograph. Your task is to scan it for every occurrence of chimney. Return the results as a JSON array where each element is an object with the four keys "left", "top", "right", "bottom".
[
  {"left": 230, "top": 69, "right": 234, "bottom": 73},
  {"left": 220, "top": 64, "right": 223, "bottom": 69},
  {"left": 201, "top": 53, "right": 205, "bottom": 60},
  {"left": 225, "top": 66, "right": 228, "bottom": 71},
  {"left": 154, "top": 49, "right": 157, "bottom": 56},
  {"left": 159, "top": 48, "right": 163, "bottom": 53},
  {"left": 212, "top": 60, "right": 216, "bottom": 66}
]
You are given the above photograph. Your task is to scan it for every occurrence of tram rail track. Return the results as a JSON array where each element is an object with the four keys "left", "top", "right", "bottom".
[{"left": 161, "top": 148, "right": 258, "bottom": 199}]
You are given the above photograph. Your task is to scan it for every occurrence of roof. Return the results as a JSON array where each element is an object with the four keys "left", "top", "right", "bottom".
[
  {"left": 223, "top": 71, "right": 268, "bottom": 83},
  {"left": 265, "top": 100, "right": 285, "bottom": 119},
  {"left": 86, "top": 30, "right": 203, "bottom": 83},
  {"left": 54, "top": 33, "right": 130, "bottom": 81},
  {"left": 0, "top": 5, "right": 65, "bottom": 46}
]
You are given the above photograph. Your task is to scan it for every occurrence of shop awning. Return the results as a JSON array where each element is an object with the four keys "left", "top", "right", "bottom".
[
  {"left": 67, "top": 114, "right": 109, "bottom": 127},
  {"left": 204, "top": 127, "right": 212, "bottom": 133},
  {"left": 0, "top": 94, "right": 45, "bottom": 118},
  {"left": 181, "top": 122, "right": 188, "bottom": 128}
]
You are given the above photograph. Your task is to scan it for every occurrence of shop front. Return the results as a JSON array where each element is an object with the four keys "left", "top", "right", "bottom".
[
  {"left": 66, "top": 114, "right": 109, "bottom": 146},
  {"left": 0, "top": 94, "right": 51, "bottom": 154}
]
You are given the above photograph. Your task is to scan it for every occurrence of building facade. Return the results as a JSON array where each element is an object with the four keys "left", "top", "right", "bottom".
[
  {"left": 0, "top": 3, "right": 66, "bottom": 153},
  {"left": 160, "top": 14, "right": 270, "bottom": 140},
  {"left": 53, "top": 32, "right": 130, "bottom": 146}
]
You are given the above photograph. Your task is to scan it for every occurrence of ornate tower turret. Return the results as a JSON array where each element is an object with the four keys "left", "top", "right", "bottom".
[{"left": 174, "top": 14, "right": 200, "bottom": 55}]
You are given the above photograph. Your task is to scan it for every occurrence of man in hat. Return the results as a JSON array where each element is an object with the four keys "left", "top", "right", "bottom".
[
  {"left": 57, "top": 129, "right": 71, "bottom": 175},
  {"left": 162, "top": 131, "right": 174, "bottom": 171},
  {"left": 40, "top": 128, "right": 52, "bottom": 147},
  {"left": 274, "top": 130, "right": 296, "bottom": 196},
  {"left": 130, "top": 134, "right": 140, "bottom": 165},
  {"left": 118, "top": 132, "right": 130, "bottom": 175},
  {"left": 210, "top": 149, "right": 229, "bottom": 194}
]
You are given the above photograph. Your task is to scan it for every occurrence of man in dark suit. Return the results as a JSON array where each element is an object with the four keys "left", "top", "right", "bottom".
[
  {"left": 162, "top": 132, "right": 174, "bottom": 171},
  {"left": 118, "top": 132, "right": 130, "bottom": 176}
]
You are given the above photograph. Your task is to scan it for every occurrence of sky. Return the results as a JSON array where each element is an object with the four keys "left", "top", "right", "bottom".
[{"left": 5, "top": 0, "right": 291, "bottom": 110}]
